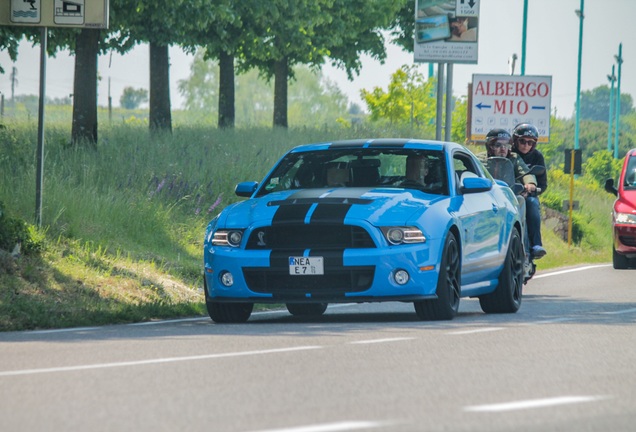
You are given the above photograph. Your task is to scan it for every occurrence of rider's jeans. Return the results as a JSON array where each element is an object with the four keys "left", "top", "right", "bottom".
[{"left": 526, "top": 196, "right": 543, "bottom": 248}]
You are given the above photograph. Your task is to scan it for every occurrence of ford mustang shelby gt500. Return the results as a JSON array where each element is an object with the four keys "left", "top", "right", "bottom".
[{"left": 203, "top": 138, "right": 526, "bottom": 323}]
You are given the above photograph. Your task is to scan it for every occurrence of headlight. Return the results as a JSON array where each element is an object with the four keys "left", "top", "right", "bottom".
[
  {"left": 381, "top": 227, "right": 426, "bottom": 245},
  {"left": 615, "top": 212, "right": 636, "bottom": 225},
  {"left": 212, "top": 229, "right": 244, "bottom": 247}
]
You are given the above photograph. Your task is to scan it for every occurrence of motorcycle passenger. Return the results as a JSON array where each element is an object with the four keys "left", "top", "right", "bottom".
[
  {"left": 511, "top": 123, "right": 547, "bottom": 259},
  {"left": 484, "top": 128, "right": 537, "bottom": 193}
]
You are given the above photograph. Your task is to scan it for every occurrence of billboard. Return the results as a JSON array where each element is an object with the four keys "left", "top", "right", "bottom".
[
  {"left": 470, "top": 74, "right": 552, "bottom": 143},
  {"left": 1, "top": 0, "right": 109, "bottom": 28},
  {"left": 414, "top": 0, "right": 480, "bottom": 64}
]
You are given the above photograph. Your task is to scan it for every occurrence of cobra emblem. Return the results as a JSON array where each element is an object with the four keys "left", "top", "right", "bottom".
[{"left": 257, "top": 231, "right": 267, "bottom": 246}]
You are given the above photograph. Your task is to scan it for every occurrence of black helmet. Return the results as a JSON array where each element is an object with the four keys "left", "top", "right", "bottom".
[
  {"left": 512, "top": 123, "right": 539, "bottom": 151},
  {"left": 485, "top": 128, "right": 511, "bottom": 157}
]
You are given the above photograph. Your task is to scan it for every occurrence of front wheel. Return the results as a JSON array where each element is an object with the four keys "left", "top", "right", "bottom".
[
  {"left": 204, "top": 278, "right": 253, "bottom": 323},
  {"left": 479, "top": 228, "right": 524, "bottom": 314},
  {"left": 613, "top": 246, "right": 629, "bottom": 270},
  {"left": 414, "top": 231, "right": 461, "bottom": 321}
]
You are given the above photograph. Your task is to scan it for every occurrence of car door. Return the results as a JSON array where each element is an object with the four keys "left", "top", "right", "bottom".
[{"left": 452, "top": 151, "right": 504, "bottom": 285}]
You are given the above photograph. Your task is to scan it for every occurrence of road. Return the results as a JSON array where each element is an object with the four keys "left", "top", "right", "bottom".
[{"left": 1, "top": 264, "right": 635, "bottom": 432}]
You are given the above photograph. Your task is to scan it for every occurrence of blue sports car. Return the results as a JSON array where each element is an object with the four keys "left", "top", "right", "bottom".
[{"left": 203, "top": 138, "right": 526, "bottom": 323}]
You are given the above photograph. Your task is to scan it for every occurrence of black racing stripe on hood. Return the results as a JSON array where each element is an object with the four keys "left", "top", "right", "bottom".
[
  {"left": 272, "top": 203, "right": 312, "bottom": 225},
  {"left": 310, "top": 203, "right": 351, "bottom": 224}
]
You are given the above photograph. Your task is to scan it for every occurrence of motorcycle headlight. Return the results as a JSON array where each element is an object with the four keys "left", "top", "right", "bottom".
[
  {"left": 212, "top": 230, "right": 244, "bottom": 247},
  {"left": 381, "top": 227, "right": 426, "bottom": 245}
]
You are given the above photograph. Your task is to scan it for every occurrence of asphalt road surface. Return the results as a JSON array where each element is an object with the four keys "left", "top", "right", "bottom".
[{"left": 1, "top": 264, "right": 635, "bottom": 432}]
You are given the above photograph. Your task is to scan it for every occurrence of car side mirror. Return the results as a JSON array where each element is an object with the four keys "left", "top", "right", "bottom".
[
  {"left": 461, "top": 177, "right": 492, "bottom": 194},
  {"left": 235, "top": 181, "right": 258, "bottom": 197},
  {"left": 604, "top": 178, "right": 618, "bottom": 197}
]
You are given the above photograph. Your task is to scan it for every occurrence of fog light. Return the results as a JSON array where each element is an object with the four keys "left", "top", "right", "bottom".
[
  {"left": 220, "top": 271, "right": 234, "bottom": 287},
  {"left": 394, "top": 269, "right": 409, "bottom": 285}
]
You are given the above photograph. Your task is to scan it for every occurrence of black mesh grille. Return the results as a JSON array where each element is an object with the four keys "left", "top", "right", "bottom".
[
  {"left": 619, "top": 235, "right": 636, "bottom": 247},
  {"left": 243, "top": 267, "right": 375, "bottom": 297},
  {"left": 246, "top": 225, "right": 376, "bottom": 249}
]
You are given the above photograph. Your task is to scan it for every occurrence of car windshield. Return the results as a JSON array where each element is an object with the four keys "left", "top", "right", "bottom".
[
  {"left": 624, "top": 156, "right": 636, "bottom": 189},
  {"left": 256, "top": 148, "right": 448, "bottom": 197}
]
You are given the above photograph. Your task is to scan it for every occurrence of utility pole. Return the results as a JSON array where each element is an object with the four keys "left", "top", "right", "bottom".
[
  {"left": 614, "top": 43, "right": 623, "bottom": 159},
  {"left": 10, "top": 66, "right": 17, "bottom": 104},
  {"left": 607, "top": 66, "right": 616, "bottom": 152}
]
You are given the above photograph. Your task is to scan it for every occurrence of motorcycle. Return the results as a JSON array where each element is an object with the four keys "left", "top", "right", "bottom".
[{"left": 486, "top": 157, "right": 545, "bottom": 283}]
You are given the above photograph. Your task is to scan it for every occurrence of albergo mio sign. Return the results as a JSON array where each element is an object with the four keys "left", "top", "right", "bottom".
[{"left": 470, "top": 74, "right": 552, "bottom": 143}]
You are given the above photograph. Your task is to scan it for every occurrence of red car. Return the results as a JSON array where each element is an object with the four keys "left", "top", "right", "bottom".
[{"left": 605, "top": 149, "right": 636, "bottom": 269}]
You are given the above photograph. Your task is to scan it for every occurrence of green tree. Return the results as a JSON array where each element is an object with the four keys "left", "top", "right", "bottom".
[
  {"left": 361, "top": 65, "right": 436, "bottom": 131},
  {"left": 178, "top": 53, "right": 347, "bottom": 126},
  {"left": 583, "top": 149, "right": 623, "bottom": 186},
  {"left": 580, "top": 85, "right": 634, "bottom": 122},
  {"left": 240, "top": 0, "right": 400, "bottom": 128},
  {"left": 110, "top": 0, "right": 222, "bottom": 133},
  {"left": 120, "top": 87, "right": 149, "bottom": 109}
]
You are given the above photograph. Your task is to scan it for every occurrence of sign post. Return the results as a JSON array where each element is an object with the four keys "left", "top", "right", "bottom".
[{"left": 1, "top": 0, "right": 109, "bottom": 226}]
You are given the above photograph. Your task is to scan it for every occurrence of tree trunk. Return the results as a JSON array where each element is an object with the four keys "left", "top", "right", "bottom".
[
  {"left": 218, "top": 51, "right": 235, "bottom": 129},
  {"left": 71, "top": 28, "right": 99, "bottom": 146},
  {"left": 273, "top": 57, "right": 288, "bottom": 128},
  {"left": 149, "top": 42, "right": 172, "bottom": 133}
]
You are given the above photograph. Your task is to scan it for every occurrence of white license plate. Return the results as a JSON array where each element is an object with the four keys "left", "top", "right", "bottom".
[{"left": 289, "top": 256, "right": 324, "bottom": 275}]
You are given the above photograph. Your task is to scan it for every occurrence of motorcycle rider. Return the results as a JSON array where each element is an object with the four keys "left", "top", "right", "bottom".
[
  {"left": 511, "top": 123, "right": 547, "bottom": 259},
  {"left": 484, "top": 128, "right": 537, "bottom": 194},
  {"left": 483, "top": 128, "right": 538, "bottom": 278}
]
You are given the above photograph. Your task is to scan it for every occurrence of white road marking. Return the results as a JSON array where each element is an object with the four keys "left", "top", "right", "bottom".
[
  {"left": 464, "top": 395, "right": 608, "bottom": 412},
  {"left": 533, "top": 264, "right": 611, "bottom": 279},
  {"left": 349, "top": 337, "right": 415, "bottom": 344},
  {"left": 602, "top": 308, "right": 636, "bottom": 315},
  {"left": 248, "top": 421, "right": 384, "bottom": 432},
  {"left": 448, "top": 327, "right": 504, "bottom": 335},
  {"left": 27, "top": 326, "right": 101, "bottom": 334},
  {"left": 529, "top": 318, "right": 575, "bottom": 325},
  {"left": 0, "top": 346, "right": 322, "bottom": 377}
]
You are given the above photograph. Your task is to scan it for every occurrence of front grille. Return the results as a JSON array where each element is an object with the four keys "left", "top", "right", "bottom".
[
  {"left": 619, "top": 235, "right": 636, "bottom": 247},
  {"left": 246, "top": 225, "right": 375, "bottom": 249},
  {"left": 243, "top": 266, "right": 375, "bottom": 297}
]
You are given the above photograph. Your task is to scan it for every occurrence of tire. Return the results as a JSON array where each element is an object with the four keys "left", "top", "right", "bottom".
[
  {"left": 204, "top": 278, "right": 253, "bottom": 323},
  {"left": 479, "top": 228, "right": 524, "bottom": 314},
  {"left": 286, "top": 303, "right": 328, "bottom": 316},
  {"left": 414, "top": 231, "right": 461, "bottom": 321},
  {"left": 613, "top": 246, "right": 629, "bottom": 270}
]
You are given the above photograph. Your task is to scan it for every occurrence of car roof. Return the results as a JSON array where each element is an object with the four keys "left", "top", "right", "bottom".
[{"left": 288, "top": 138, "right": 462, "bottom": 154}]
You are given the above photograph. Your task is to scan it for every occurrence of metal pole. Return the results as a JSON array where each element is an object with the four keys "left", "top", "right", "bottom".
[
  {"left": 444, "top": 63, "right": 453, "bottom": 141},
  {"left": 607, "top": 65, "right": 616, "bottom": 152},
  {"left": 35, "top": 27, "right": 47, "bottom": 227},
  {"left": 521, "top": 0, "right": 528, "bottom": 75},
  {"left": 614, "top": 43, "right": 623, "bottom": 159},
  {"left": 435, "top": 63, "right": 445, "bottom": 141},
  {"left": 574, "top": 1, "right": 585, "bottom": 151}
]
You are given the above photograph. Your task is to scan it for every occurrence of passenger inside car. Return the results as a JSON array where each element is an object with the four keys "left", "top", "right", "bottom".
[{"left": 326, "top": 166, "right": 350, "bottom": 187}]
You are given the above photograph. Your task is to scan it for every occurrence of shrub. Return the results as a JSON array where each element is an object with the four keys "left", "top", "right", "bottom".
[{"left": 0, "top": 201, "right": 43, "bottom": 256}]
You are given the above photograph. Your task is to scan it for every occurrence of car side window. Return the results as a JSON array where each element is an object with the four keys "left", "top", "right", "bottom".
[{"left": 453, "top": 152, "right": 481, "bottom": 185}]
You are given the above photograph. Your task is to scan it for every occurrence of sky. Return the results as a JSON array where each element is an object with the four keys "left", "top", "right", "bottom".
[{"left": 0, "top": 0, "right": 634, "bottom": 120}]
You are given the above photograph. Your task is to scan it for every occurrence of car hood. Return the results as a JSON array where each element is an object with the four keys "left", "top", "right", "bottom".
[
  {"left": 616, "top": 190, "right": 636, "bottom": 214},
  {"left": 218, "top": 187, "right": 445, "bottom": 228}
]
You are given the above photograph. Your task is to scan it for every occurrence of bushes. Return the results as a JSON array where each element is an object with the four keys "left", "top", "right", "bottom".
[{"left": 0, "top": 201, "right": 43, "bottom": 256}]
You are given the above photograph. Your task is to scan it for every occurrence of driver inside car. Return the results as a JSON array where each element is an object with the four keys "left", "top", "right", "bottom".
[{"left": 405, "top": 155, "right": 429, "bottom": 185}]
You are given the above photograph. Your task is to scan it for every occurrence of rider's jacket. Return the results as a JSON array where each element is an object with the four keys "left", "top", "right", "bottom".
[{"left": 513, "top": 149, "right": 547, "bottom": 194}]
